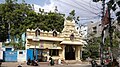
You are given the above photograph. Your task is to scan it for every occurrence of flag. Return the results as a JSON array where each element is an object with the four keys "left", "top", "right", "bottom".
[
  {"left": 102, "top": 8, "right": 109, "bottom": 27},
  {"left": 101, "top": 8, "right": 109, "bottom": 44}
]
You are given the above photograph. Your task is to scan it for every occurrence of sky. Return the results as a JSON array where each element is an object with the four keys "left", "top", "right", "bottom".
[
  {"left": 24, "top": 0, "right": 103, "bottom": 24},
  {"left": 0, "top": 0, "right": 117, "bottom": 24}
]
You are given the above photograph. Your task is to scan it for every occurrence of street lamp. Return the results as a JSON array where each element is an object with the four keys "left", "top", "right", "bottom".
[{"left": 32, "top": 28, "right": 40, "bottom": 60}]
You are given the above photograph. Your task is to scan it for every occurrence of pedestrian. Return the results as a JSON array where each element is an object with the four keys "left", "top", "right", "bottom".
[
  {"left": 49, "top": 57, "right": 54, "bottom": 66},
  {"left": 27, "top": 58, "right": 31, "bottom": 65}
]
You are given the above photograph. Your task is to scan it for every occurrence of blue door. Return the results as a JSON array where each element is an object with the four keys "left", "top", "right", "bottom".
[
  {"left": 3, "top": 51, "right": 17, "bottom": 62},
  {"left": 27, "top": 49, "right": 34, "bottom": 60}
]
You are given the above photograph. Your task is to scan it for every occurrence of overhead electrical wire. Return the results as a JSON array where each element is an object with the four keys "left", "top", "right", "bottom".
[
  {"left": 57, "top": 0, "right": 91, "bottom": 12},
  {"left": 57, "top": 0, "right": 102, "bottom": 21},
  {"left": 58, "top": 0, "right": 101, "bottom": 16},
  {"left": 82, "top": 0, "right": 102, "bottom": 9},
  {"left": 80, "top": 15, "right": 101, "bottom": 20},
  {"left": 75, "top": 0, "right": 100, "bottom": 10},
  {"left": 73, "top": 0, "right": 100, "bottom": 15}
]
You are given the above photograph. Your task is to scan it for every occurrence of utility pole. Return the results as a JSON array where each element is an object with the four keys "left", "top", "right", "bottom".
[
  {"left": 100, "top": 0, "right": 105, "bottom": 66},
  {"left": 101, "top": 0, "right": 113, "bottom": 66},
  {"left": 93, "top": 0, "right": 114, "bottom": 66},
  {"left": 107, "top": 0, "right": 113, "bottom": 61}
]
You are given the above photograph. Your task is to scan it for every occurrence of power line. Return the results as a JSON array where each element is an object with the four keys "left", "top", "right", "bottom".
[
  {"left": 80, "top": 15, "right": 101, "bottom": 20},
  {"left": 82, "top": 0, "right": 101, "bottom": 9},
  {"left": 73, "top": 0, "right": 100, "bottom": 15},
  {"left": 58, "top": 0, "right": 100, "bottom": 16},
  {"left": 75, "top": 0, "right": 100, "bottom": 10}
]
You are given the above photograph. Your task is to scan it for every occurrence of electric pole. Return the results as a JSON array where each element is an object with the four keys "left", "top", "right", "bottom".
[
  {"left": 108, "top": 0, "right": 113, "bottom": 61},
  {"left": 100, "top": 0, "right": 105, "bottom": 66}
]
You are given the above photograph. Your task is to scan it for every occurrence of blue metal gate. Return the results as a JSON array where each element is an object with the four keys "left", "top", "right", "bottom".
[
  {"left": 3, "top": 51, "right": 17, "bottom": 62},
  {"left": 27, "top": 49, "right": 34, "bottom": 60},
  {"left": 27, "top": 49, "right": 38, "bottom": 61}
]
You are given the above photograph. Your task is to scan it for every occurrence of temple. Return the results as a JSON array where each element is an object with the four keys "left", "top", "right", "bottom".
[{"left": 26, "top": 20, "right": 85, "bottom": 62}]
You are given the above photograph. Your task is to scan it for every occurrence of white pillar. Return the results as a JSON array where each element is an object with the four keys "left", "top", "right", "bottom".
[
  {"left": 75, "top": 46, "right": 80, "bottom": 60},
  {"left": 62, "top": 45, "right": 65, "bottom": 60}
]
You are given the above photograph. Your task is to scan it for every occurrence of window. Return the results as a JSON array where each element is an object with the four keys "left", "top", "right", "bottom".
[
  {"left": 93, "top": 26, "right": 97, "bottom": 30},
  {"left": 19, "top": 51, "right": 23, "bottom": 54},
  {"left": 99, "top": 24, "right": 101, "bottom": 26},
  {"left": 49, "top": 49, "right": 59, "bottom": 56},
  {"left": 92, "top": 26, "right": 97, "bottom": 33},
  {"left": 93, "top": 30, "right": 97, "bottom": 33},
  {"left": 91, "top": 21, "right": 94, "bottom": 23}
]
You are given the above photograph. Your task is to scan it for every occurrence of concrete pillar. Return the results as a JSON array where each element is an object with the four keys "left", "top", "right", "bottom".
[
  {"left": 62, "top": 45, "right": 65, "bottom": 60},
  {"left": 78, "top": 46, "right": 80, "bottom": 60},
  {"left": 75, "top": 46, "right": 80, "bottom": 60},
  {"left": 75, "top": 46, "right": 78, "bottom": 60}
]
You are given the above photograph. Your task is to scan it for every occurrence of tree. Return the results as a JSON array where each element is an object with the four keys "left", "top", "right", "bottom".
[
  {"left": 0, "top": 0, "right": 31, "bottom": 42},
  {"left": 0, "top": 0, "right": 65, "bottom": 49},
  {"left": 93, "top": 0, "right": 120, "bottom": 24},
  {"left": 92, "top": 0, "right": 120, "bottom": 59},
  {"left": 36, "top": 10, "right": 65, "bottom": 32},
  {"left": 84, "top": 36, "right": 101, "bottom": 59},
  {"left": 66, "top": 10, "right": 79, "bottom": 24}
]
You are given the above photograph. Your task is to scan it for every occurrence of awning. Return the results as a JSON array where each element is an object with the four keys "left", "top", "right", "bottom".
[{"left": 60, "top": 41, "right": 83, "bottom": 46}]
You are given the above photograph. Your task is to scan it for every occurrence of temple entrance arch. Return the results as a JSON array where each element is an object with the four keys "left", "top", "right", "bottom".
[{"left": 65, "top": 45, "right": 75, "bottom": 60}]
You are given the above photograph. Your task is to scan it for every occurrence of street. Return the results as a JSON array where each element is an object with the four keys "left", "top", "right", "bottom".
[{"left": 1, "top": 62, "right": 91, "bottom": 67}]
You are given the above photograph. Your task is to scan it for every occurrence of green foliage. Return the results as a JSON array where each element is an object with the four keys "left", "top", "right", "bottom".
[
  {"left": 0, "top": 0, "right": 64, "bottom": 41},
  {"left": 84, "top": 25, "right": 120, "bottom": 60},
  {"left": 36, "top": 11, "right": 65, "bottom": 32},
  {"left": 0, "top": 0, "right": 65, "bottom": 49},
  {"left": 66, "top": 10, "right": 79, "bottom": 24},
  {"left": 108, "top": 0, "right": 120, "bottom": 24},
  {"left": 82, "top": 51, "right": 90, "bottom": 60},
  {"left": 94, "top": 0, "right": 120, "bottom": 25},
  {"left": 4, "top": 41, "right": 25, "bottom": 50},
  {"left": 84, "top": 37, "right": 101, "bottom": 59}
]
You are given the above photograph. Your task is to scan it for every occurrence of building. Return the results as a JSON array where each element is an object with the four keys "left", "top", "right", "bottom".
[
  {"left": 87, "top": 21, "right": 102, "bottom": 38},
  {"left": 76, "top": 25, "right": 88, "bottom": 39},
  {"left": 26, "top": 20, "right": 85, "bottom": 62}
]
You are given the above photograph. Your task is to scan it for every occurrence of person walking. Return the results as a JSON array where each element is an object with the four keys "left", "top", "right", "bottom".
[{"left": 49, "top": 57, "right": 54, "bottom": 66}]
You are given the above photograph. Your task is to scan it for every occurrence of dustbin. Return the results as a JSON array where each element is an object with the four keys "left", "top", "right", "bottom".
[{"left": 58, "top": 59, "right": 61, "bottom": 64}]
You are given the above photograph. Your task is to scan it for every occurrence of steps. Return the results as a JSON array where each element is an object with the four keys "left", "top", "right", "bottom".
[{"left": 64, "top": 60, "right": 82, "bottom": 64}]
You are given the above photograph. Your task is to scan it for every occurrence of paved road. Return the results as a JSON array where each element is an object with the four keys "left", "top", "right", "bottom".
[{"left": 1, "top": 62, "right": 91, "bottom": 67}]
